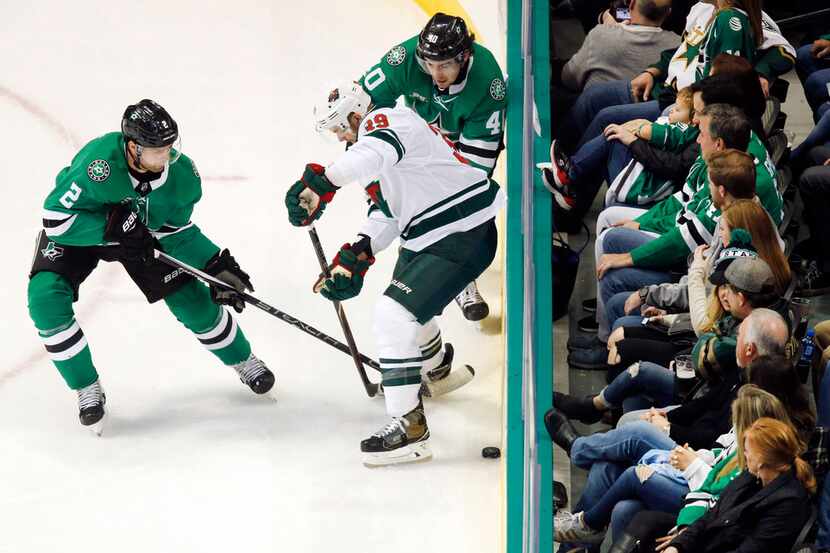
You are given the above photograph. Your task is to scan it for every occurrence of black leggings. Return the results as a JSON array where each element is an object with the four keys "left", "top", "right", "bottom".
[{"left": 606, "top": 326, "right": 693, "bottom": 382}]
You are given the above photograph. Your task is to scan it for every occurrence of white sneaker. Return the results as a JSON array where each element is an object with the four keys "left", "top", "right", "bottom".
[{"left": 554, "top": 511, "right": 605, "bottom": 544}]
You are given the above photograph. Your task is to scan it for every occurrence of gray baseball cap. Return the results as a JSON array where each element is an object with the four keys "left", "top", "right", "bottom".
[{"left": 709, "top": 256, "right": 775, "bottom": 293}]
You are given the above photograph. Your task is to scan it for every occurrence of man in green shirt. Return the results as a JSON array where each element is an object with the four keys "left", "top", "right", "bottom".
[
  {"left": 358, "top": 13, "right": 507, "bottom": 322},
  {"left": 27, "top": 99, "right": 274, "bottom": 435}
]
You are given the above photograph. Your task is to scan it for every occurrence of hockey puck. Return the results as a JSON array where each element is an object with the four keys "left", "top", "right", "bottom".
[{"left": 482, "top": 446, "right": 501, "bottom": 459}]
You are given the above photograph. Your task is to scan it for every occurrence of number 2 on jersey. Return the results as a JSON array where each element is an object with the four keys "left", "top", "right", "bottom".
[
  {"left": 364, "top": 113, "right": 389, "bottom": 133},
  {"left": 59, "top": 182, "right": 83, "bottom": 209}
]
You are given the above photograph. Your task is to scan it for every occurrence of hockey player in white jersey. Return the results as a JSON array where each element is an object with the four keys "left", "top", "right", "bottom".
[{"left": 284, "top": 82, "right": 505, "bottom": 466}]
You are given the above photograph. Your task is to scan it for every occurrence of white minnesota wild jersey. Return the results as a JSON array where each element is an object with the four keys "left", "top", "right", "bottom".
[{"left": 325, "top": 105, "right": 505, "bottom": 253}]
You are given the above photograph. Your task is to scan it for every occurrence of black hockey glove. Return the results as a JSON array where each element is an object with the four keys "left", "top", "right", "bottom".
[
  {"left": 204, "top": 249, "right": 253, "bottom": 313},
  {"left": 103, "top": 201, "right": 154, "bottom": 262}
]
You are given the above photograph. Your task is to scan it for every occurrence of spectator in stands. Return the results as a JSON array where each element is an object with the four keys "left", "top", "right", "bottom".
[
  {"left": 555, "top": 236, "right": 777, "bottom": 425},
  {"left": 560, "top": 0, "right": 679, "bottom": 92},
  {"left": 547, "top": 62, "right": 766, "bottom": 249},
  {"left": 598, "top": 199, "right": 790, "bottom": 373},
  {"left": 795, "top": 33, "right": 830, "bottom": 122},
  {"left": 662, "top": 417, "right": 815, "bottom": 553},
  {"left": 793, "top": 145, "right": 830, "bottom": 295},
  {"left": 558, "top": 0, "right": 794, "bottom": 152},
  {"left": 554, "top": 385, "right": 795, "bottom": 546},
  {"left": 583, "top": 106, "right": 780, "bottom": 355}
]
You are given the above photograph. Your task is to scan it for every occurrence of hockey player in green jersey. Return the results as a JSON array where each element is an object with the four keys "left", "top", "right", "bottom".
[
  {"left": 358, "top": 13, "right": 507, "bottom": 322},
  {"left": 285, "top": 82, "right": 505, "bottom": 466},
  {"left": 27, "top": 99, "right": 274, "bottom": 435}
]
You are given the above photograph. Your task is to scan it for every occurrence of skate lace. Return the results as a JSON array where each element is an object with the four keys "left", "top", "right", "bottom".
[
  {"left": 233, "top": 355, "right": 267, "bottom": 384},
  {"left": 77, "top": 381, "right": 103, "bottom": 410},
  {"left": 456, "top": 283, "right": 483, "bottom": 307},
  {"left": 373, "top": 418, "right": 406, "bottom": 439}
]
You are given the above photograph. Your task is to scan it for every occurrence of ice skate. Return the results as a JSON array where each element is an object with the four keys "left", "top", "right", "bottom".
[
  {"left": 454, "top": 281, "right": 489, "bottom": 322},
  {"left": 361, "top": 401, "right": 432, "bottom": 467},
  {"left": 232, "top": 354, "right": 276, "bottom": 399},
  {"left": 423, "top": 343, "right": 475, "bottom": 398},
  {"left": 77, "top": 379, "right": 106, "bottom": 436}
]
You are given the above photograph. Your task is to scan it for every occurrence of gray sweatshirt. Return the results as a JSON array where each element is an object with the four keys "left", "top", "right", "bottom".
[{"left": 562, "top": 23, "right": 680, "bottom": 91}]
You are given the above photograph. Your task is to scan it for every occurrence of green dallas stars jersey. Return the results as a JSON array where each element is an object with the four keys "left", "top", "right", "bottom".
[
  {"left": 632, "top": 131, "right": 781, "bottom": 269},
  {"left": 41, "top": 132, "right": 219, "bottom": 269},
  {"left": 358, "top": 35, "right": 506, "bottom": 175}
]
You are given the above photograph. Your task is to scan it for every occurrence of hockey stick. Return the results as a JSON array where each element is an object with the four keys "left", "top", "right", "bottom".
[
  {"left": 153, "top": 250, "right": 383, "bottom": 392},
  {"left": 306, "top": 225, "right": 378, "bottom": 398}
]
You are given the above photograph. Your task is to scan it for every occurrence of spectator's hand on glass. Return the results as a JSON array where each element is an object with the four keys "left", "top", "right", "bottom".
[
  {"left": 631, "top": 71, "right": 655, "bottom": 102},
  {"left": 758, "top": 75, "right": 770, "bottom": 98},
  {"left": 812, "top": 38, "right": 830, "bottom": 59},
  {"left": 604, "top": 123, "right": 638, "bottom": 146}
]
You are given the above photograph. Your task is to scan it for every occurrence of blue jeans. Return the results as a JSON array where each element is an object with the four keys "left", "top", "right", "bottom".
[
  {"left": 607, "top": 292, "right": 640, "bottom": 332},
  {"left": 561, "top": 461, "right": 627, "bottom": 551},
  {"left": 793, "top": 108, "right": 830, "bottom": 161},
  {"left": 565, "top": 80, "right": 633, "bottom": 147},
  {"left": 583, "top": 465, "right": 688, "bottom": 534},
  {"left": 602, "top": 361, "right": 676, "bottom": 413},
  {"left": 796, "top": 44, "right": 830, "bottom": 122},
  {"left": 569, "top": 136, "right": 637, "bottom": 210},
  {"left": 571, "top": 421, "right": 677, "bottom": 469},
  {"left": 819, "top": 474, "right": 830, "bottom": 549},
  {"left": 597, "top": 228, "right": 673, "bottom": 340}
]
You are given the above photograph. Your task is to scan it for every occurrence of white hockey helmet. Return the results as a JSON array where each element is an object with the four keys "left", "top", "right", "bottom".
[{"left": 313, "top": 81, "right": 372, "bottom": 133}]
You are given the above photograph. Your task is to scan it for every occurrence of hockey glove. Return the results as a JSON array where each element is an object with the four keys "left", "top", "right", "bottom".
[
  {"left": 204, "top": 249, "right": 253, "bottom": 313},
  {"left": 313, "top": 243, "right": 374, "bottom": 302},
  {"left": 103, "top": 201, "right": 154, "bottom": 262},
  {"left": 285, "top": 163, "right": 338, "bottom": 226}
]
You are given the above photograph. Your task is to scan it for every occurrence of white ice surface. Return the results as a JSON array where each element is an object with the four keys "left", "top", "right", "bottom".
[{"left": 0, "top": 2, "right": 505, "bottom": 552}]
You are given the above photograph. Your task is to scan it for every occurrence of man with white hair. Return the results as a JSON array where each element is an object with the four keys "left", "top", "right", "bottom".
[{"left": 735, "top": 307, "right": 790, "bottom": 369}]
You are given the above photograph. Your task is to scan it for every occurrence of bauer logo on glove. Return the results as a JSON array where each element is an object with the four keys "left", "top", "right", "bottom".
[
  {"left": 285, "top": 163, "right": 339, "bottom": 226},
  {"left": 313, "top": 243, "right": 374, "bottom": 301}
]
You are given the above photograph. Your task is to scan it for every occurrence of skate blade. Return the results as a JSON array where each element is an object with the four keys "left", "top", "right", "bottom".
[
  {"left": 425, "top": 365, "right": 475, "bottom": 398},
  {"left": 85, "top": 413, "right": 108, "bottom": 437},
  {"left": 362, "top": 441, "right": 433, "bottom": 468}
]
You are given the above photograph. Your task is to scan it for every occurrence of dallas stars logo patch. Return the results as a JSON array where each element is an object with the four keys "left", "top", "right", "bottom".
[
  {"left": 41, "top": 241, "right": 64, "bottom": 261},
  {"left": 386, "top": 45, "right": 406, "bottom": 66},
  {"left": 87, "top": 159, "right": 110, "bottom": 182},
  {"left": 490, "top": 78, "right": 506, "bottom": 101}
]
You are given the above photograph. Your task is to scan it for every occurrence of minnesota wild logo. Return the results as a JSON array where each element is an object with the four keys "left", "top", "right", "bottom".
[
  {"left": 386, "top": 45, "right": 406, "bottom": 66},
  {"left": 489, "top": 78, "right": 506, "bottom": 101},
  {"left": 41, "top": 241, "right": 64, "bottom": 261},
  {"left": 87, "top": 159, "right": 110, "bottom": 182}
]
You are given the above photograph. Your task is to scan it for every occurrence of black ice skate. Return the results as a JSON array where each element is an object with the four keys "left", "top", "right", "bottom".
[
  {"left": 361, "top": 401, "right": 432, "bottom": 467},
  {"left": 423, "top": 343, "right": 475, "bottom": 398},
  {"left": 232, "top": 354, "right": 276, "bottom": 398},
  {"left": 454, "top": 281, "right": 489, "bottom": 321},
  {"left": 77, "top": 379, "right": 106, "bottom": 436}
]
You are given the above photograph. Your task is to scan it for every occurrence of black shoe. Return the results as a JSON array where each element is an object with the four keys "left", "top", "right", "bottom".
[
  {"left": 554, "top": 479, "right": 569, "bottom": 510},
  {"left": 577, "top": 315, "right": 598, "bottom": 333},
  {"left": 544, "top": 407, "right": 581, "bottom": 454},
  {"left": 568, "top": 347, "right": 608, "bottom": 370},
  {"left": 567, "top": 334, "right": 603, "bottom": 351},
  {"left": 795, "top": 260, "right": 830, "bottom": 297},
  {"left": 581, "top": 297, "right": 597, "bottom": 313},
  {"left": 553, "top": 391, "right": 604, "bottom": 424},
  {"left": 608, "top": 532, "right": 641, "bottom": 553}
]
